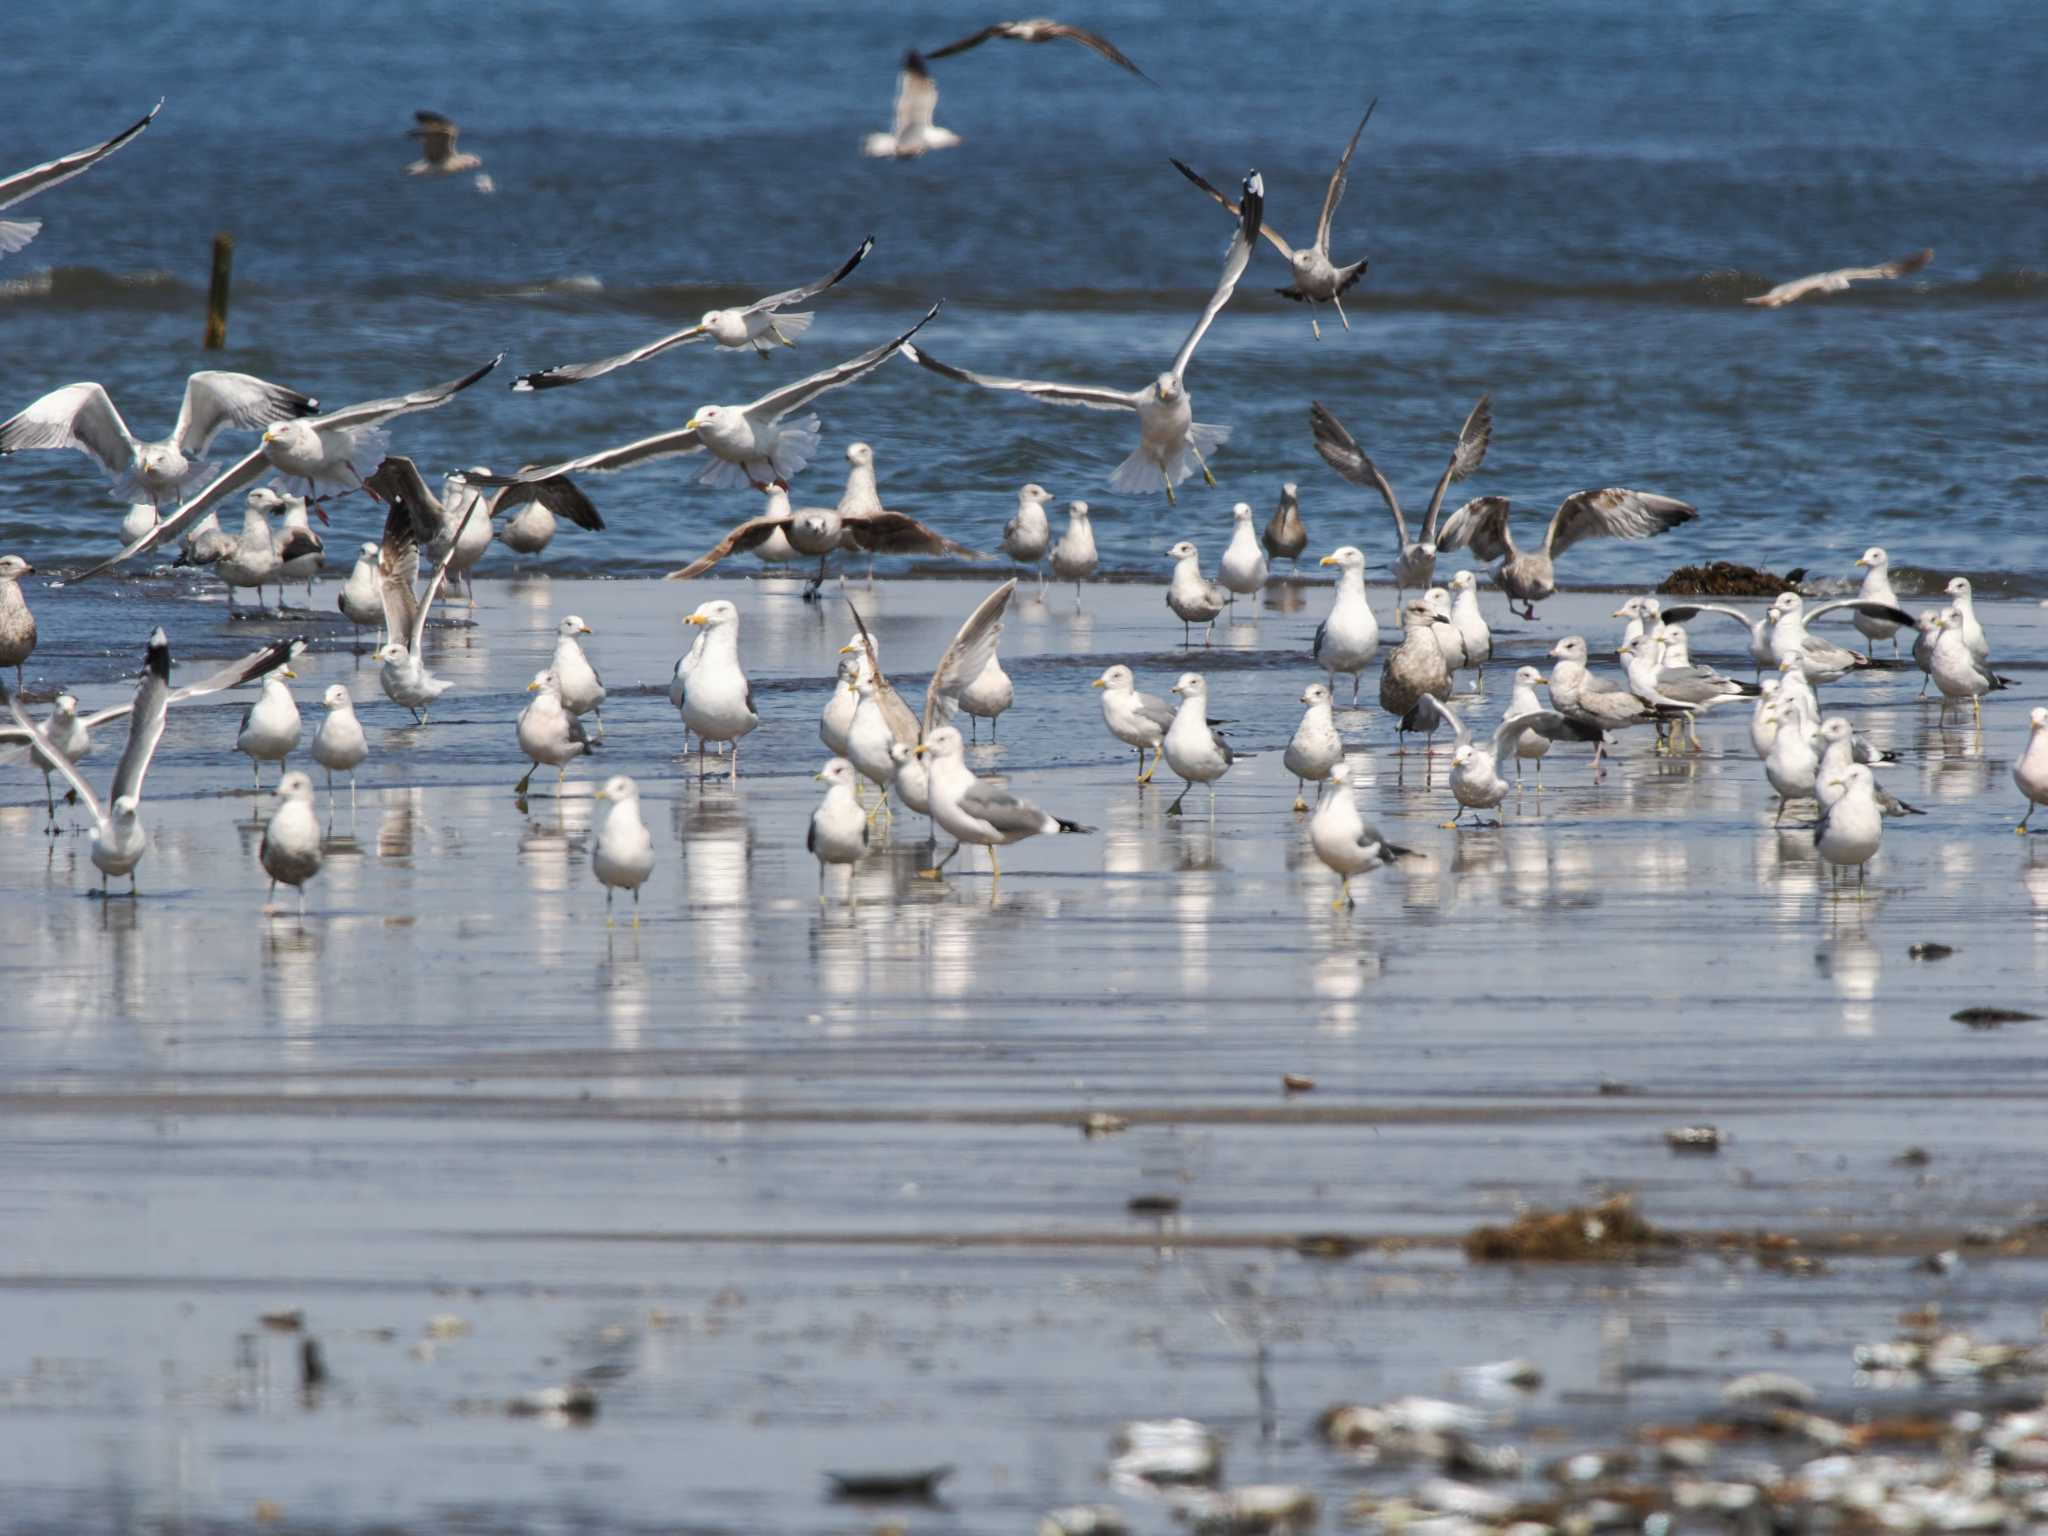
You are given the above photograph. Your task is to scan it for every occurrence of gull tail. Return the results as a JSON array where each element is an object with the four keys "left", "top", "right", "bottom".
[
  {"left": 1053, "top": 816, "right": 1093, "bottom": 834},
  {"left": 861, "top": 133, "right": 900, "bottom": 158},
  {"left": 754, "top": 311, "right": 813, "bottom": 349},
  {"left": 0, "top": 219, "right": 41, "bottom": 255},
  {"left": 1109, "top": 444, "right": 1166, "bottom": 495}
]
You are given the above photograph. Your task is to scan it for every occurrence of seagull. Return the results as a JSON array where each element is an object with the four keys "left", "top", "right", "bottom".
[
  {"left": 902, "top": 176, "right": 1262, "bottom": 502},
  {"left": 1380, "top": 600, "right": 1452, "bottom": 751},
  {"left": 1313, "top": 546, "right": 1379, "bottom": 704},
  {"left": 405, "top": 111, "right": 491, "bottom": 190},
  {"left": 959, "top": 650, "right": 1013, "bottom": 742},
  {"left": 846, "top": 677, "right": 902, "bottom": 821},
  {"left": 810, "top": 758, "right": 871, "bottom": 900},
  {"left": 1262, "top": 482, "right": 1308, "bottom": 568},
  {"left": 1762, "top": 701, "right": 1820, "bottom": 822},
  {"left": 1002, "top": 482, "right": 1054, "bottom": 589},
  {"left": 592, "top": 775, "right": 656, "bottom": 925},
  {"left": 363, "top": 457, "right": 500, "bottom": 605},
  {"left": 1655, "top": 598, "right": 1775, "bottom": 677},
  {"left": 863, "top": 52, "right": 962, "bottom": 158},
  {"left": 820, "top": 655, "right": 860, "bottom": 758},
  {"left": 512, "top": 236, "right": 875, "bottom": 388},
  {"left": 888, "top": 740, "right": 932, "bottom": 824},
  {"left": 491, "top": 473, "right": 605, "bottom": 560},
  {"left": 0, "top": 101, "right": 159, "bottom": 259},
  {"left": 2, "top": 627, "right": 299, "bottom": 895},
  {"left": 1166, "top": 540, "right": 1229, "bottom": 646},
  {"left": 1765, "top": 591, "right": 1916, "bottom": 683},
  {"left": 338, "top": 540, "right": 385, "bottom": 646},
  {"left": 1851, "top": 548, "right": 1904, "bottom": 656},
  {"left": 2014, "top": 708, "right": 2048, "bottom": 834},
  {"left": 1174, "top": 102, "right": 1373, "bottom": 338},
  {"left": 0, "top": 553, "right": 35, "bottom": 689},
  {"left": 1217, "top": 503, "right": 1268, "bottom": 613},
  {"left": 1436, "top": 486, "right": 1697, "bottom": 620},
  {"left": 1049, "top": 501, "right": 1098, "bottom": 608},
  {"left": 667, "top": 490, "right": 976, "bottom": 590},
  {"left": 1929, "top": 610, "right": 2010, "bottom": 727},
  {"left": 69, "top": 356, "right": 504, "bottom": 583},
  {"left": 1943, "top": 576, "right": 1992, "bottom": 663},
  {"left": 1310, "top": 395, "right": 1491, "bottom": 597},
  {"left": 0, "top": 371, "right": 318, "bottom": 516},
  {"left": 213, "top": 490, "right": 298, "bottom": 614},
  {"left": 175, "top": 511, "right": 235, "bottom": 572},
  {"left": 371, "top": 487, "right": 480, "bottom": 723},
  {"left": 550, "top": 615, "right": 605, "bottom": 735},
  {"left": 486, "top": 308, "right": 939, "bottom": 497},
  {"left": 853, "top": 579, "right": 1017, "bottom": 755},
  {"left": 1815, "top": 716, "right": 1921, "bottom": 818},
  {"left": 516, "top": 668, "right": 600, "bottom": 796},
  {"left": 1162, "top": 672, "right": 1233, "bottom": 816},
  {"left": 1545, "top": 635, "right": 1683, "bottom": 775},
  {"left": 1416, "top": 695, "right": 1596, "bottom": 827},
  {"left": 922, "top": 18, "right": 1148, "bottom": 78},
  {"left": 235, "top": 670, "right": 302, "bottom": 788},
  {"left": 310, "top": 683, "right": 368, "bottom": 811},
  {"left": 1308, "top": 759, "right": 1411, "bottom": 910},
  {"left": 273, "top": 492, "right": 325, "bottom": 608},
  {"left": 1747, "top": 248, "right": 1931, "bottom": 309},
  {"left": 1503, "top": 666, "right": 1561, "bottom": 786},
  {"left": 1092, "top": 664, "right": 1175, "bottom": 784},
  {"left": 915, "top": 725, "right": 1089, "bottom": 886},
  {"left": 675, "top": 600, "right": 760, "bottom": 779},
  {"left": 1445, "top": 571, "right": 1492, "bottom": 682},
  {"left": 1813, "top": 763, "right": 1883, "bottom": 893},
  {"left": 1284, "top": 683, "right": 1344, "bottom": 812},
  {"left": 1426, "top": 586, "right": 1468, "bottom": 677},
  {"left": 259, "top": 771, "right": 324, "bottom": 917}
]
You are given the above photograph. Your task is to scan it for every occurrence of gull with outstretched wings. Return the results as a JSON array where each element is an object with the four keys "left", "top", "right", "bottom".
[
  {"left": 1310, "top": 392, "right": 1490, "bottom": 597},
  {"left": 1437, "top": 486, "right": 1698, "bottom": 620},
  {"left": 864, "top": 53, "right": 961, "bottom": 158},
  {"left": 923, "top": 18, "right": 1148, "bottom": 79},
  {"left": 1747, "top": 249, "right": 1931, "bottom": 308},
  {"left": 0, "top": 101, "right": 160, "bottom": 258}
]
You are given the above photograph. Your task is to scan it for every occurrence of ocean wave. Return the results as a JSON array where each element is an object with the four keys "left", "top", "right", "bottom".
[{"left": 0, "top": 265, "right": 193, "bottom": 309}]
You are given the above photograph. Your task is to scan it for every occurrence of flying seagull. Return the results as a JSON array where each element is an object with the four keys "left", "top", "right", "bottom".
[
  {"left": 64, "top": 357, "right": 503, "bottom": 584},
  {"left": 1173, "top": 102, "right": 1374, "bottom": 338},
  {"left": 0, "top": 371, "right": 318, "bottom": 515},
  {"left": 0, "top": 100, "right": 160, "bottom": 258},
  {"left": 478, "top": 305, "right": 941, "bottom": 495},
  {"left": 1747, "top": 249, "right": 1932, "bottom": 308},
  {"left": 863, "top": 53, "right": 961, "bottom": 159},
  {"left": 902, "top": 175, "right": 1262, "bottom": 502},
  {"left": 513, "top": 237, "right": 875, "bottom": 388},
  {"left": 1310, "top": 393, "right": 1491, "bottom": 597},
  {"left": 406, "top": 111, "right": 481, "bottom": 175},
  {"left": 923, "top": 18, "right": 1148, "bottom": 79},
  {"left": 1436, "top": 487, "right": 1697, "bottom": 620}
]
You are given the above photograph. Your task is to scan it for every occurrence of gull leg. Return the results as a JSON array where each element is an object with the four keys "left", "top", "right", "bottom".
[
  {"left": 350, "top": 774, "right": 357, "bottom": 815},
  {"left": 730, "top": 740, "right": 740, "bottom": 781},
  {"left": 1351, "top": 672, "right": 1361, "bottom": 707},
  {"left": 1441, "top": 805, "right": 1463, "bottom": 830},
  {"left": 1189, "top": 441, "right": 1218, "bottom": 488},
  {"left": 918, "top": 841, "right": 963, "bottom": 880},
  {"left": 1334, "top": 294, "right": 1352, "bottom": 332},
  {"left": 1309, "top": 303, "right": 1323, "bottom": 342},
  {"left": 1137, "top": 750, "right": 1158, "bottom": 786},
  {"left": 515, "top": 763, "right": 536, "bottom": 796},
  {"left": 1292, "top": 776, "right": 1307, "bottom": 814},
  {"left": 2020, "top": 804, "right": 2037, "bottom": 835},
  {"left": 1166, "top": 781, "right": 1189, "bottom": 817},
  {"left": 1774, "top": 795, "right": 1787, "bottom": 826},
  {"left": 605, "top": 887, "right": 614, "bottom": 929},
  {"left": 1973, "top": 695, "right": 1982, "bottom": 729}
]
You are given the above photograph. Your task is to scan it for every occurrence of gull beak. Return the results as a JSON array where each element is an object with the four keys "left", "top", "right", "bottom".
[
  {"left": 594, "top": 788, "right": 609, "bottom": 801},
  {"left": 1827, "top": 778, "right": 1844, "bottom": 790},
  {"left": 1091, "top": 678, "right": 1107, "bottom": 688},
  {"left": 684, "top": 614, "right": 708, "bottom": 626},
  {"left": 1854, "top": 557, "right": 1868, "bottom": 568},
  {"left": 1155, "top": 381, "right": 1169, "bottom": 401},
  {"left": 1171, "top": 684, "right": 1185, "bottom": 695},
  {"left": 280, "top": 667, "right": 296, "bottom": 679},
  {"left": 527, "top": 681, "right": 542, "bottom": 692},
  {"left": 1531, "top": 673, "right": 1549, "bottom": 685},
  {"left": 1318, "top": 554, "right": 1338, "bottom": 567},
  {"left": 1611, "top": 607, "right": 1630, "bottom": 618},
  {"left": 579, "top": 625, "right": 593, "bottom": 636},
  {"left": 684, "top": 416, "right": 701, "bottom": 431},
  {"left": 837, "top": 642, "right": 859, "bottom": 654},
  {"left": 912, "top": 744, "right": 928, "bottom": 758}
]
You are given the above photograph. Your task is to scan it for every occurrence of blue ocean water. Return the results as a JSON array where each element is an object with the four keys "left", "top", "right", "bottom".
[{"left": 1, "top": 1, "right": 2043, "bottom": 589}]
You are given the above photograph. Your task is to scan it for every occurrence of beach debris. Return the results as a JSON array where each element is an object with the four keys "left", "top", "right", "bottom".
[
  {"left": 1463, "top": 1195, "right": 1672, "bottom": 1262},
  {"left": 1082, "top": 1111, "right": 1130, "bottom": 1138},
  {"left": 1293, "top": 1233, "right": 1360, "bottom": 1259},
  {"left": 1922, "top": 1249, "right": 1963, "bottom": 1275},
  {"left": 1179, "top": 1484, "right": 1318, "bottom": 1533},
  {"left": 259, "top": 1308, "right": 304, "bottom": 1332},
  {"left": 1461, "top": 1357, "right": 1544, "bottom": 1393},
  {"left": 425, "top": 1313, "right": 471, "bottom": 1339},
  {"left": 298, "top": 1338, "right": 327, "bottom": 1391},
  {"left": 1596, "top": 1077, "right": 1641, "bottom": 1096},
  {"left": 1720, "top": 1371, "right": 1817, "bottom": 1408},
  {"left": 1657, "top": 561, "right": 1804, "bottom": 597},
  {"left": 253, "top": 1501, "right": 284, "bottom": 1525},
  {"left": 1128, "top": 1194, "right": 1181, "bottom": 1216},
  {"left": 1894, "top": 1146, "right": 1933, "bottom": 1166},
  {"left": 506, "top": 1383, "right": 598, "bottom": 1422},
  {"left": 1953, "top": 1006, "right": 2040, "bottom": 1027},
  {"left": 1319, "top": 1397, "right": 1511, "bottom": 1472},
  {"left": 823, "top": 1465, "right": 952, "bottom": 1500},
  {"left": 1908, "top": 942, "right": 1955, "bottom": 960},
  {"left": 1110, "top": 1417, "right": 1222, "bottom": 1487},
  {"left": 1282, "top": 1073, "right": 1316, "bottom": 1093},
  {"left": 1038, "top": 1505, "right": 1129, "bottom": 1536},
  {"left": 1664, "top": 1124, "right": 1722, "bottom": 1153}
]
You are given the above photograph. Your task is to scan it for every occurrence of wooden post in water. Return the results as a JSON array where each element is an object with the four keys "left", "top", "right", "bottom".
[{"left": 203, "top": 232, "right": 234, "bottom": 350}]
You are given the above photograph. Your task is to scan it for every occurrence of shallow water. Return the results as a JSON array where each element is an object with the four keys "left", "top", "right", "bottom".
[{"left": 5, "top": 573, "right": 2048, "bottom": 1530}]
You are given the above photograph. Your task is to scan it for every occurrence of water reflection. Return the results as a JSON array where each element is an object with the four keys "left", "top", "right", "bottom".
[
  {"left": 599, "top": 929, "right": 649, "bottom": 1054},
  {"left": 261, "top": 922, "right": 323, "bottom": 1058},
  {"left": 676, "top": 786, "right": 753, "bottom": 1000}
]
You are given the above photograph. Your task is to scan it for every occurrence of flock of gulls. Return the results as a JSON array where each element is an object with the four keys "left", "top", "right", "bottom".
[{"left": 0, "top": 42, "right": 2029, "bottom": 924}]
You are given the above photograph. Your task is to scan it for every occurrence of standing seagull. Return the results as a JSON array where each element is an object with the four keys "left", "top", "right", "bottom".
[
  {"left": 1162, "top": 672, "right": 1233, "bottom": 816},
  {"left": 675, "top": 600, "right": 760, "bottom": 779},
  {"left": 1435, "top": 487, "right": 1697, "bottom": 620},
  {"left": 0, "top": 371, "right": 318, "bottom": 517},
  {"left": 1217, "top": 502, "right": 1268, "bottom": 614},
  {"left": 310, "top": 684, "right": 368, "bottom": 811},
  {"left": 1747, "top": 249, "right": 1931, "bottom": 309},
  {"left": 338, "top": 540, "right": 385, "bottom": 647},
  {"left": 550, "top": 616, "right": 605, "bottom": 736},
  {"left": 515, "top": 669, "right": 599, "bottom": 795},
  {"left": 362, "top": 457, "right": 501, "bottom": 606},
  {"left": 1309, "top": 395, "right": 1492, "bottom": 597},
  {"left": 492, "top": 475, "right": 606, "bottom": 560},
  {"left": 2014, "top": 708, "right": 2048, "bottom": 834},
  {"left": 1308, "top": 759, "right": 1411, "bottom": 910},
  {"left": 809, "top": 759, "right": 870, "bottom": 899},
  {"left": 1173, "top": 102, "right": 1374, "bottom": 338},
  {"left": 1092, "top": 665, "right": 1176, "bottom": 784},
  {"left": 0, "top": 554, "right": 35, "bottom": 689},
  {"left": 1814, "top": 764, "right": 1883, "bottom": 893},
  {"left": 1417, "top": 695, "right": 1596, "bottom": 827},
  {"left": 70, "top": 356, "right": 504, "bottom": 582},
  {"left": 512, "top": 237, "right": 875, "bottom": 388},
  {"left": 863, "top": 53, "right": 961, "bottom": 158},
  {"left": 236, "top": 669, "right": 302, "bottom": 788},
  {"left": 1049, "top": 501, "right": 1098, "bottom": 609},
  {"left": 1166, "top": 541, "right": 1229, "bottom": 646},
  {"left": 486, "top": 308, "right": 940, "bottom": 497},
  {"left": 915, "top": 726, "right": 1090, "bottom": 887},
  {"left": 902, "top": 177, "right": 1263, "bottom": 501},
  {"left": 1851, "top": 547, "right": 1904, "bottom": 657},
  {"left": 1380, "top": 600, "right": 1453, "bottom": 752},
  {"left": 922, "top": 18, "right": 1149, "bottom": 78},
  {"left": 592, "top": 776, "right": 656, "bottom": 925},
  {"left": 259, "top": 772, "right": 323, "bottom": 918},
  {"left": 1312, "top": 546, "right": 1378, "bottom": 704},
  {"left": 1263, "top": 482, "right": 1308, "bottom": 568},
  {"left": 0, "top": 101, "right": 159, "bottom": 259},
  {"left": 1002, "top": 482, "right": 1054, "bottom": 590},
  {"left": 1284, "top": 683, "right": 1344, "bottom": 812}
]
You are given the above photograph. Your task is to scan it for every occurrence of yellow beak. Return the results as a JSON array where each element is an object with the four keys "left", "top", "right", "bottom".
[
  {"left": 1611, "top": 607, "right": 1631, "bottom": 618},
  {"left": 684, "top": 614, "right": 708, "bottom": 626},
  {"left": 1318, "top": 554, "right": 1338, "bottom": 567},
  {"left": 684, "top": 416, "right": 700, "bottom": 431},
  {"left": 1854, "top": 557, "right": 1868, "bottom": 567},
  {"left": 594, "top": 788, "right": 609, "bottom": 801},
  {"left": 280, "top": 667, "right": 296, "bottom": 679},
  {"left": 912, "top": 744, "right": 928, "bottom": 757},
  {"left": 1171, "top": 684, "right": 1185, "bottom": 695},
  {"left": 1531, "top": 673, "right": 1549, "bottom": 685},
  {"left": 579, "top": 625, "right": 593, "bottom": 636},
  {"left": 1155, "top": 382, "right": 1169, "bottom": 401},
  {"left": 1091, "top": 678, "right": 1107, "bottom": 689},
  {"left": 527, "top": 681, "right": 542, "bottom": 692},
  {"left": 837, "top": 641, "right": 860, "bottom": 655}
]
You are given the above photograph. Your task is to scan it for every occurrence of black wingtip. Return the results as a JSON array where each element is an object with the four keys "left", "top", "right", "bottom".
[
  {"left": 1056, "top": 818, "right": 1094, "bottom": 835},
  {"left": 144, "top": 628, "right": 171, "bottom": 679}
]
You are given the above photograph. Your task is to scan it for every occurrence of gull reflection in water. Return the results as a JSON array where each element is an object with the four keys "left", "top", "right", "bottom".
[
  {"left": 379, "top": 787, "right": 425, "bottom": 862},
  {"left": 599, "top": 928, "right": 650, "bottom": 1055},
  {"left": 1818, "top": 934, "right": 1880, "bottom": 1036},
  {"left": 1311, "top": 949, "right": 1382, "bottom": 1036},
  {"left": 261, "top": 920, "right": 324, "bottom": 1060},
  {"left": 677, "top": 785, "right": 753, "bottom": 1000}
]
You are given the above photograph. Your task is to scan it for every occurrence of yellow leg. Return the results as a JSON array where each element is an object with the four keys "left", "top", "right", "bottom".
[
  {"left": 1188, "top": 441, "right": 1218, "bottom": 488},
  {"left": 1137, "top": 752, "right": 1158, "bottom": 785}
]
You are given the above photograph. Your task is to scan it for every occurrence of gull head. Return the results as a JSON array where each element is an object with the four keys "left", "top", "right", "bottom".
[
  {"left": 1916, "top": 609, "right": 1940, "bottom": 634},
  {"left": 1281, "top": 482, "right": 1298, "bottom": 500},
  {"left": 1231, "top": 502, "right": 1253, "bottom": 525},
  {"left": 1426, "top": 587, "right": 1453, "bottom": 620},
  {"left": 1166, "top": 540, "right": 1198, "bottom": 562},
  {"left": 1777, "top": 653, "right": 1803, "bottom": 674},
  {"left": 1452, "top": 743, "right": 1476, "bottom": 768},
  {"left": 1066, "top": 501, "right": 1091, "bottom": 523},
  {"left": 594, "top": 774, "right": 637, "bottom": 804},
  {"left": 1820, "top": 716, "right": 1853, "bottom": 747},
  {"left": 1301, "top": 682, "right": 1331, "bottom": 708},
  {"left": 698, "top": 308, "right": 730, "bottom": 332},
  {"left": 1549, "top": 636, "right": 1587, "bottom": 663},
  {"left": 0, "top": 554, "right": 32, "bottom": 580},
  {"left": 888, "top": 741, "right": 917, "bottom": 769},
  {"left": 51, "top": 693, "right": 78, "bottom": 720},
  {"left": 1448, "top": 570, "right": 1477, "bottom": 594},
  {"left": 273, "top": 771, "right": 316, "bottom": 806},
  {"left": 1856, "top": 546, "right": 1887, "bottom": 570},
  {"left": 792, "top": 509, "right": 839, "bottom": 546},
  {"left": 110, "top": 793, "right": 141, "bottom": 823},
  {"left": 919, "top": 726, "right": 966, "bottom": 761},
  {"left": 375, "top": 642, "right": 410, "bottom": 665},
  {"left": 1153, "top": 373, "right": 1181, "bottom": 404},
  {"left": 1020, "top": 482, "right": 1052, "bottom": 504},
  {"left": 2030, "top": 706, "right": 2047, "bottom": 731},
  {"left": 1513, "top": 666, "right": 1548, "bottom": 688},
  {"left": 684, "top": 405, "right": 724, "bottom": 433},
  {"left": 321, "top": 684, "right": 351, "bottom": 710},
  {"left": 1318, "top": 546, "right": 1365, "bottom": 572},
  {"left": 1092, "top": 664, "right": 1132, "bottom": 692},
  {"left": 683, "top": 599, "right": 739, "bottom": 629},
  {"left": 559, "top": 615, "right": 593, "bottom": 638},
  {"left": 1760, "top": 678, "right": 1779, "bottom": 697},
  {"left": 817, "top": 756, "right": 858, "bottom": 785},
  {"left": 1170, "top": 671, "right": 1206, "bottom": 699},
  {"left": 247, "top": 486, "right": 285, "bottom": 512},
  {"left": 1944, "top": 576, "right": 1972, "bottom": 600},
  {"left": 846, "top": 442, "right": 873, "bottom": 467},
  {"left": 357, "top": 540, "right": 380, "bottom": 559},
  {"left": 1612, "top": 597, "right": 1642, "bottom": 620},
  {"left": 526, "top": 670, "right": 554, "bottom": 694},
  {"left": 1326, "top": 759, "right": 1353, "bottom": 786},
  {"left": 835, "top": 656, "right": 860, "bottom": 690}
]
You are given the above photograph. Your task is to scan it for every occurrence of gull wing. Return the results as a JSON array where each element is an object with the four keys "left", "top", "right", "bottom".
[
  {"left": 1, "top": 683, "right": 107, "bottom": 825},
  {"left": 895, "top": 53, "right": 940, "bottom": 139},
  {"left": 1314, "top": 101, "right": 1376, "bottom": 255},
  {"left": 109, "top": 628, "right": 173, "bottom": 807},
  {"left": 489, "top": 474, "right": 603, "bottom": 530},
  {"left": 1803, "top": 597, "right": 1917, "bottom": 629},
  {"left": 411, "top": 496, "right": 479, "bottom": 653},
  {"left": 1170, "top": 158, "right": 1296, "bottom": 260},
  {"left": 956, "top": 779, "right": 1054, "bottom": 836},
  {"left": 1658, "top": 602, "right": 1758, "bottom": 632},
  {"left": 926, "top": 20, "right": 1148, "bottom": 78},
  {"left": 663, "top": 513, "right": 798, "bottom": 580},
  {"left": 0, "top": 100, "right": 160, "bottom": 217},
  {"left": 488, "top": 425, "right": 703, "bottom": 485},
  {"left": 1420, "top": 393, "right": 1492, "bottom": 543},
  {"left": 376, "top": 500, "right": 423, "bottom": 649},
  {"left": 1169, "top": 172, "right": 1263, "bottom": 384},
  {"left": 168, "top": 635, "right": 305, "bottom": 702},
  {"left": 922, "top": 579, "right": 1018, "bottom": 737},
  {"left": 408, "top": 111, "right": 461, "bottom": 167},
  {"left": 845, "top": 600, "right": 890, "bottom": 694},
  {"left": 1414, "top": 693, "right": 1471, "bottom": 748},
  {"left": 838, "top": 511, "right": 982, "bottom": 560},
  {"left": 362, "top": 454, "right": 445, "bottom": 523},
  {"left": 0, "top": 382, "right": 140, "bottom": 476},
  {"left": 738, "top": 234, "right": 875, "bottom": 318},
  {"left": 1134, "top": 691, "right": 1177, "bottom": 731},
  {"left": 65, "top": 445, "right": 270, "bottom": 582},
  {"left": 1544, "top": 488, "right": 1696, "bottom": 559},
  {"left": 311, "top": 355, "right": 502, "bottom": 433},
  {"left": 1491, "top": 708, "right": 1596, "bottom": 758},
  {"left": 173, "top": 372, "right": 319, "bottom": 458},
  {"left": 1308, "top": 400, "right": 1406, "bottom": 545},
  {"left": 1748, "top": 249, "right": 1932, "bottom": 308},
  {"left": 1435, "top": 496, "right": 1516, "bottom": 561},
  {"left": 743, "top": 302, "right": 943, "bottom": 426},
  {"left": 901, "top": 342, "right": 1137, "bottom": 412}
]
